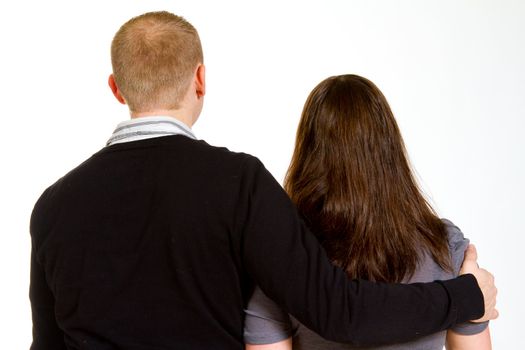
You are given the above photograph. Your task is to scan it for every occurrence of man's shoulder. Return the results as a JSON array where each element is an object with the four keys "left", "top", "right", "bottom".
[
  {"left": 32, "top": 136, "right": 266, "bottom": 204},
  {"left": 30, "top": 153, "right": 97, "bottom": 232},
  {"left": 34, "top": 136, "right": 264, "bottom": 205},
  {"left": 179, "top": 136, "right": 259, "bottom": 164},
  {"left": 163, "top": 136, "right": 264, "bottom": 173}
]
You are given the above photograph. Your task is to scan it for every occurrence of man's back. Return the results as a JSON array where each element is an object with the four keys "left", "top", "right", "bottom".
[
  {"left": 31, "top": 135, "right": 256, "bottom": 349},
  {"left": 30, "top": 131, "right": 493, "bottom": 350}
]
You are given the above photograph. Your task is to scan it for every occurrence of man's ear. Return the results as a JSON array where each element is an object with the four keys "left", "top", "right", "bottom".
[
  {"left": 108, "top": 74, "right": 126, "bottom": 105},
  {"left": 195, "top": 64, "right": 206, "bottom": 99}
]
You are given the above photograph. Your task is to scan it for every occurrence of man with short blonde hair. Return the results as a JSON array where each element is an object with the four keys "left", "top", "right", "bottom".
[
  {"left": 110, "top": 11, "right": 203, "bottom": 113},
  {"left": 29, "top": 10, "right": 497, "bottom": 350}
]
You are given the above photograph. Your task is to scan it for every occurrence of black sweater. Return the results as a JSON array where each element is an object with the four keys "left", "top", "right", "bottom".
[{"left": 29, "top": 135, "right": 483, "bottom": 349}]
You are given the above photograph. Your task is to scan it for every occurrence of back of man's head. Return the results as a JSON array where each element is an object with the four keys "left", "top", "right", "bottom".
[{"left": 111, "top": 11, "right": 203, "bottom": 113}]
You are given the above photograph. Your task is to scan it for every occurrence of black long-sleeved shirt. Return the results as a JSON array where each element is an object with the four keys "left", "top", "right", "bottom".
[{"left": 29, "top": 135, "right": 484, "bottom": 349}]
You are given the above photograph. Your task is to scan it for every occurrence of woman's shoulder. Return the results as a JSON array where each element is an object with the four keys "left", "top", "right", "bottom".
[
  {"left": 407, "top": 219, "right": 469, "bottom": 282},
  {"left": 441, "top": 218, "right": 470, "bottom": 275}
]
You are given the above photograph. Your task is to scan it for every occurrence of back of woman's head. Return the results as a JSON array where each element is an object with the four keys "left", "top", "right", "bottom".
[{"left": 285, "top": 74, "right": 451, "bottom": 282}]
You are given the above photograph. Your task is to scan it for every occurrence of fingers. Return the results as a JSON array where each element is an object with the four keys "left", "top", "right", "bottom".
[
  {"left": 460, "top": 245, "right": 498, "bottom": 323},
  {"left": 471, "top": 268, "right": 498, "bottom": 323},
  {"left": 459, "top": 244, "right": 479, "bottom": 276},
  {"left": 463, "top": 244, "right": 478, "bottom": 263},
  {"left": 475, "top": 307, "right": 499, "bottom": 322}
]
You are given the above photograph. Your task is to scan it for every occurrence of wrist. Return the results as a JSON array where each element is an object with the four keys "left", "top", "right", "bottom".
[{"left": 438, "top": 274, "right": 484, "bottom": 324}]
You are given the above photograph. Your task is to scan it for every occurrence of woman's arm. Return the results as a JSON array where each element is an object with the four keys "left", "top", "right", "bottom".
[
  {"left": 446, "top": 326, "right": 491, "bottom": 350},
  {"left": 244, "top": 286, "right": 294, "bottom": 348},
  {"left": 445, "top": 223, "right": 492, "bottom": 350},
  {"left": 246, "top": 338, "right": 292, "bottom": 350}
]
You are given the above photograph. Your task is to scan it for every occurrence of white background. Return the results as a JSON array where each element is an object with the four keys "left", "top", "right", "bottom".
[{"left": 1, "top": 0, "right": 523, "bottom": 348}]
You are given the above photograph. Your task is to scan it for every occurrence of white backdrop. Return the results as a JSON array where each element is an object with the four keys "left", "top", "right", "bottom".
[{"left": 1, "top": 0, "right": 523, "bottom": 348}]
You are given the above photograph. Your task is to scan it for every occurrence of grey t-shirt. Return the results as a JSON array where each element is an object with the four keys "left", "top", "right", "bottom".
[{"left": 244, "top": 219, "right": 488, "bottom": 349}]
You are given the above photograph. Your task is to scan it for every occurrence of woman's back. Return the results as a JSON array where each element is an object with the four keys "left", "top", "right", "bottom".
[
  {"left": 244, "top": 74, "right": 490, "bottom": 349},
  {"left": 293, "top": 221, "right": 486, "bottom": 349},
  {"left": 245, "top": 220, "right": 488, "bottom": 350}
]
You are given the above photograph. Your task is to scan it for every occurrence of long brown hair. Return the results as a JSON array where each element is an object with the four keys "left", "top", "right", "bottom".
[{"left": 285, "top": 74, "right": 451, "bottom": 283}]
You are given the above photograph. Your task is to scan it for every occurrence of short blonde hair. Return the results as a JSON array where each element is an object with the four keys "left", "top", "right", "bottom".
[{"left": 111, "top": 11, "right": 203, "bottom": 112}]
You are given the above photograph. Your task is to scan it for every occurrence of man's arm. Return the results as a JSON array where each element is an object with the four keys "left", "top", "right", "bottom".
[
  {"left": 29, "top": 243, "right": 67, "bottom": 350},
  {"left": 459, "top": 245, "right": 498, "bottom": 323},
  {"left": 239, "top": 157, "right": 496, "bottom": 346}
]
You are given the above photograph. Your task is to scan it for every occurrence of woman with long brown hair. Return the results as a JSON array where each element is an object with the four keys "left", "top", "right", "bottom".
[{"left": 244, "top": 74, "right": 491, "bottom": 349}]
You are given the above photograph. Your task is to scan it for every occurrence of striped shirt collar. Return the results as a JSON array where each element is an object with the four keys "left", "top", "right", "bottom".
[{"left": 107, "top": 116, "right": 197, "bottom": 146}]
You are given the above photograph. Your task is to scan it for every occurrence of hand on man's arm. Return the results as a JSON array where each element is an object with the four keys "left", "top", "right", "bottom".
[{"left": 459, "top": 244, "right": 498, "bottom": 323}]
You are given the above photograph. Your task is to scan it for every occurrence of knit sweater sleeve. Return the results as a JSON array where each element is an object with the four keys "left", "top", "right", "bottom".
[
  {"left": 29, "top": 243, "right": 67, "bottom": 350},
  {"left": 239, "top": 157, "right": 484, "bottom": 346},
  {"left": 29, "top": 188, "right": 68, "bottom": 350}
]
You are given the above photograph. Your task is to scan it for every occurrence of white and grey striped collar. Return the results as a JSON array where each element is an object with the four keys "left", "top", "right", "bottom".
[{"left": 107, "top": 116, "right": 197, "bottom": 146}]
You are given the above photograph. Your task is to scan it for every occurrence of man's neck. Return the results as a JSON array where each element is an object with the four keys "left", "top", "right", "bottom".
[{"left": 130, "top": 109, "right": 194, "bottom": 129}]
